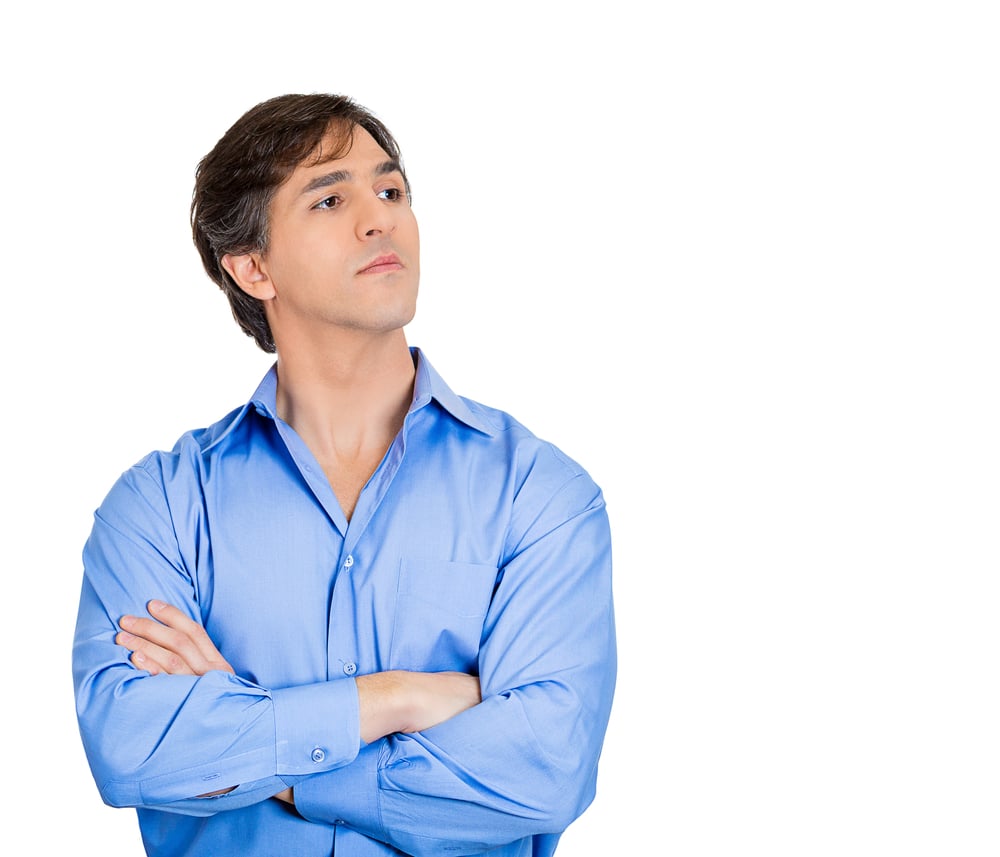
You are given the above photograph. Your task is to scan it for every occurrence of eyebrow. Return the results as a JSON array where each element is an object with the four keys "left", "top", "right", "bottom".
[{"left": 299, "top": 160, "right": 402, "bottom": 196}]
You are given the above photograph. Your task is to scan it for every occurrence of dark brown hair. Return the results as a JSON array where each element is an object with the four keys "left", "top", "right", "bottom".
[{"left": 191, "top": 93, "right": 410, "bottom": 352}]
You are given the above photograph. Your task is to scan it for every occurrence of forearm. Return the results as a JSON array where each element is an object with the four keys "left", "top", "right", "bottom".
[
  {"left": 75, "top": 617, "right": 362, "bottom": 813},
  {"left": 294, "top": 679, "right": 613, "bottom": 856},
  {"left": 75, "top": 648, "right": 279, "bottom": 813},
  {"left": 356, "top": 670, "right": 482, "bottom": 743},
  {"left": 73, "top": 498, "right": 364, "bottom": 814}
]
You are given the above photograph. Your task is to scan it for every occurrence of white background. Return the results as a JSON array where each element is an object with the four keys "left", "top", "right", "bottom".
[{"left": 3, "top": 1, "right": 998, "bottom": 854}]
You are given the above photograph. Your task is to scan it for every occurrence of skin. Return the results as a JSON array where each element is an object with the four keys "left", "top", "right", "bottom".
[{"left": 116, "top": 125, "right": 481, "bottom": 803}]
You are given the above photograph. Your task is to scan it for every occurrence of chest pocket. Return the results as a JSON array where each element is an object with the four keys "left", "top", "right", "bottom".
[{"left": 390, "top": 558, "right": 499, "bottom": 673}]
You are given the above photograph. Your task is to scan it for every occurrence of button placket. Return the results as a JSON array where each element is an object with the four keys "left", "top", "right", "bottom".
[{"left": 329, "top": 548, "right": 360, "bottom": 683}]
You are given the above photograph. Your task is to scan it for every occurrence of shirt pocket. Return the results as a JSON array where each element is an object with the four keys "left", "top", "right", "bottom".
[{"left": 390, "top": 557, "right": 499, "bottom": 673}]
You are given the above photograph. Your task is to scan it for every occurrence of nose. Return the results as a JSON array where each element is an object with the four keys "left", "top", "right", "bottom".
[{"left": 356, "top": 193, "right": 396, "bottom": 240}]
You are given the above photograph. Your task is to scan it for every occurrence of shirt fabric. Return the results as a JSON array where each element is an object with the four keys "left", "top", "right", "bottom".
[{"left": 73, "top": 349, "right": 616, "bottom": 857}]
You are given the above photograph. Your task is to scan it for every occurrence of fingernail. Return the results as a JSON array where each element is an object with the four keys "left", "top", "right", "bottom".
[
  {"left": 134, "top": 652, "right": 146, "bottom": 664},
  {"left": 149, "top": 600, "right": 166, "bottom": 612},
  {"left": 118, "top": 631, "right": 134, "bottom": 643},
  {"left": 120, "top": 615, "right": 135, "bottom": 629}
]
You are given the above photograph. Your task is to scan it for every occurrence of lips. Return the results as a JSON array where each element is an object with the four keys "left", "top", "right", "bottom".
[{"left": 358, "top": 253, "right": 402, "bottom": 275}]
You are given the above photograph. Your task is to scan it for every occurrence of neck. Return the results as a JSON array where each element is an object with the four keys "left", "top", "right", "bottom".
[{"left": 274, "top": 330, "right": 416, "bottom": 460}]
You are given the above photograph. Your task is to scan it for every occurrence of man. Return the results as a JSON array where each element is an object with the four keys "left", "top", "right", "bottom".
[{"left": 73, "top": 93, "right": 616, "bottom": 857}]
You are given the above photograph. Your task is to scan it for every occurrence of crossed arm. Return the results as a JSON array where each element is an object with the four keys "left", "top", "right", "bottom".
[
  {"left": 116, "top": 600, "right": 482, "bottom": 803},
  {"left": 77, "top": 461, "right": 614, "bottom": 854}
]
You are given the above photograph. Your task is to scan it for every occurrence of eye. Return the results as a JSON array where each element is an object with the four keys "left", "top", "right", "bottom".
[
  {"left": 377, "top": 187, "right": 404, "bottom": 202},
  {"left": 313, "top": 195, "right": 341, "bottom": 210}
]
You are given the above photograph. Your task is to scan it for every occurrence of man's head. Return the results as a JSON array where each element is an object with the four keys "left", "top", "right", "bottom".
[{"left": 191, "top": 93, "right": 411, "bottom": 353}]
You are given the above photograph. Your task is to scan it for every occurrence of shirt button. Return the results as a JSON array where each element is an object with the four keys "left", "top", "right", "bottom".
[
  {"left": 311, "top": 748, "right": 326, "bottom": 763},
  {"left": 343, "top": 662, "right": 357, "bottom": 676},
  {"left": 344, "top": 555, "right": 354, "bottom": 569}
]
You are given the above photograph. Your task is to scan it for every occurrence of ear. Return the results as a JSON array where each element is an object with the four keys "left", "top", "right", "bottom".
[{"left": 221, "top": 252, "right": 276, "bottom": 300}]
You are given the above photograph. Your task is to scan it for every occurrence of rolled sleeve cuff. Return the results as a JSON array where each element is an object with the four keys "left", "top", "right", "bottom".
[
  {"left": 272, "top": 678, "right": 360, "bottom": 775},
  {"left": 293, "top": 740, "right": 383, "bottom": 831}
]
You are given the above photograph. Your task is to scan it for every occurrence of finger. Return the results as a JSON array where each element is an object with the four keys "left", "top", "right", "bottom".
[
  {"left": 116, "top": 629, "right": 197, "bottom": 676},
  {"left": 117, "top": 606, "right": 234, "bottom": 676},
  {"left": 118, "top": 613, "right": 206, "bottom": 670},
  {"left": 147, "top": 601, "right": 234, "bottom": 673}
]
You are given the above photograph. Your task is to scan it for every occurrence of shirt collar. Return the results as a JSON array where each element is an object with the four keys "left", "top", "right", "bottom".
[{"left": 246, "top": 348, "right": 495, "bottom": 436}]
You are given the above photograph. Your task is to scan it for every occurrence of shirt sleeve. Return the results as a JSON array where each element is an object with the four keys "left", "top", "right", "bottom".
[
  {"left": 72, "top": 463, "right": 362, "bottom": 816},
  {"left": 292, "top": 466, "right": 617, "bottom": 855}
]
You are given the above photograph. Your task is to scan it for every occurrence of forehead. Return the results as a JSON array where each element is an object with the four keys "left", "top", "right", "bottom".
[{"left": 287, "top": 126, "right": 393, "bottom": 186}]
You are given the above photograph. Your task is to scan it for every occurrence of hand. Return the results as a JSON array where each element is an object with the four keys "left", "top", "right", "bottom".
[{"left": 117, "top": 600, "right": 234, "bottom": 676}]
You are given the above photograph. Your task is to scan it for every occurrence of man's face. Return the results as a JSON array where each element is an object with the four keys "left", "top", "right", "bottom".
[{"left": 257, "top": 125, "right": 420, "bottom": 346}]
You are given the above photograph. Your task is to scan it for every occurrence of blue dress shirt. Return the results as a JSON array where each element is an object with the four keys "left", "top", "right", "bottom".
[{"left": 73, "top": 349, "right": 616, "bottom": 856}]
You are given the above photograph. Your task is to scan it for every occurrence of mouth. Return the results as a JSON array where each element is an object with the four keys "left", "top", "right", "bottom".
[{"left": 358, "top": 253, "right": 403, "bottom": 275}]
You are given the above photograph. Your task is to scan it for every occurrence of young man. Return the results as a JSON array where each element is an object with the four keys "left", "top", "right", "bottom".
[{"left": 73, "top": 93, "right": 616, "bottom": 857}]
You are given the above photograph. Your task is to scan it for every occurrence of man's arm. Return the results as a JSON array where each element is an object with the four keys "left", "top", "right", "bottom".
[{"left": 119, "top": 600, "right": 481, "bottom": 746}]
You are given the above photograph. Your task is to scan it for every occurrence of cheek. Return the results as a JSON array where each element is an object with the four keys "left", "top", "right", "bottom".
[
  {"left": 271, "top": 229, "right": 348, "bottom": 280},
  {"left": 402, "top": 213, "right": 420, "bottom": 258}
]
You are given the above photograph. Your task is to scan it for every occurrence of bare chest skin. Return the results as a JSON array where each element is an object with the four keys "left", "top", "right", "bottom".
[{"left": 319, "top": 449, "right": 388, "bottom": 522}]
